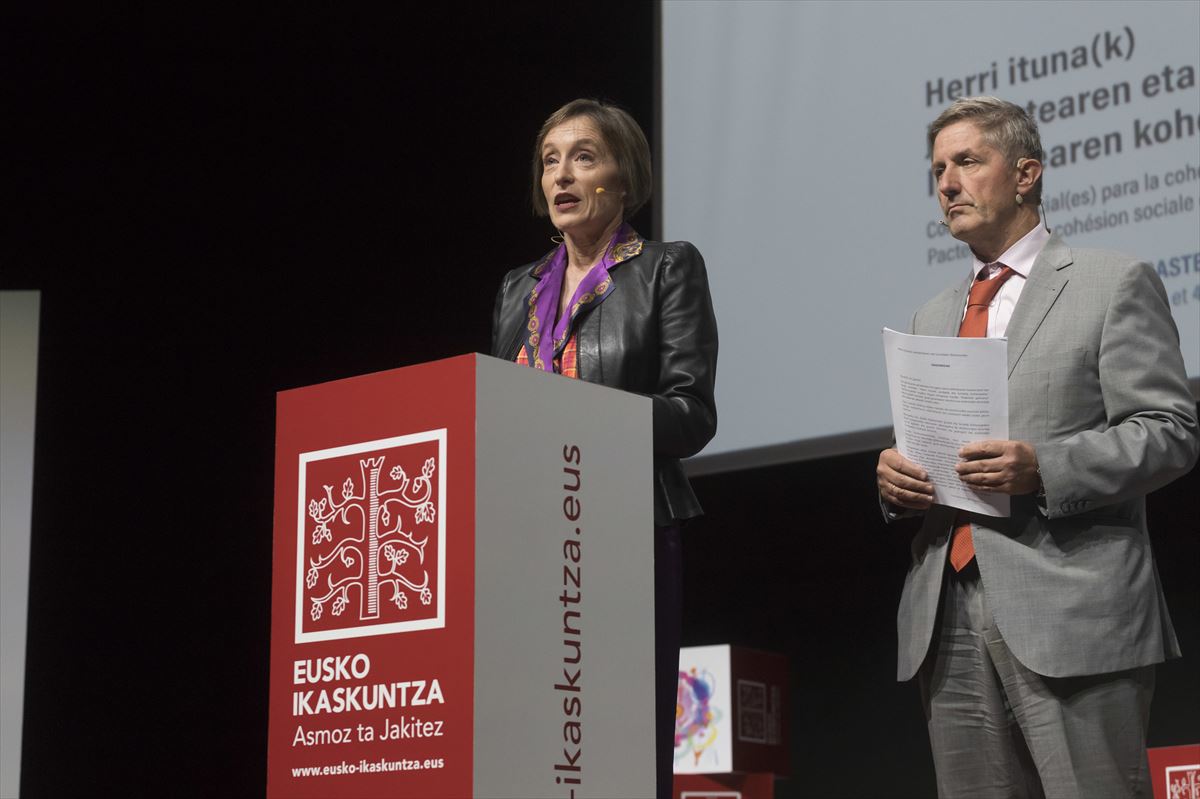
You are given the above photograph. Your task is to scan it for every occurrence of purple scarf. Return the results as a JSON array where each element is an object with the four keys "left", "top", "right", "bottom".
[{"left": 521, "top": 223, "right": 644, "bottom": 372}]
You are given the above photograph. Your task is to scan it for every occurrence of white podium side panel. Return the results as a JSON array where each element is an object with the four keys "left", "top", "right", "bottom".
[{"left": 473, "top": 355, "right": 656, "bottom": 798}]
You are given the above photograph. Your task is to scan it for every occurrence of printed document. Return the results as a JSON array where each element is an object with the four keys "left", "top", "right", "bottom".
[{"left": 882, "top": 328, "right": 1009, "bottom": 517}]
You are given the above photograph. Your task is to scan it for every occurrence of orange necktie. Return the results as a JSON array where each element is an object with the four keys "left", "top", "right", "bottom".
[{"left": 949, "top": 265, "right": 1016, "bottom": 572}]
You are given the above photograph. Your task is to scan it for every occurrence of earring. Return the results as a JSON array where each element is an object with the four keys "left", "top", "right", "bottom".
[
  {"left": 550, "top": 231, "right": 564, "bottom": 244},
  {"left": 1015, "top": 194, "right": 1024, "bottom": 206}
]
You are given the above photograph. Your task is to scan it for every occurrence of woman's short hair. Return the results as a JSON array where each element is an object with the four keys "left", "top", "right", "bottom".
[
  {"left": 928, "top": 96, "right": 1045, "bottom": 205},
  {"left": 531, "top": 98, "right": 652, "bottom": 219}
]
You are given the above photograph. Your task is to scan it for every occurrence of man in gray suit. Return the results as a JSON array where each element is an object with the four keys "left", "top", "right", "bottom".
[{"left": 876, "top": 96, "right": 1198, "bottom": 798}]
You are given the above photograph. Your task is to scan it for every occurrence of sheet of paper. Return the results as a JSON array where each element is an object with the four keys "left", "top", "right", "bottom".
[{"left": 882, "top": 328, "right": 1009, "bottom": 517}]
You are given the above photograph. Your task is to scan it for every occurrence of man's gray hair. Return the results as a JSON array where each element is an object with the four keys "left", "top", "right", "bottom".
[{"left": 928, "top": 96, "right": 1044, "bottom": 205}]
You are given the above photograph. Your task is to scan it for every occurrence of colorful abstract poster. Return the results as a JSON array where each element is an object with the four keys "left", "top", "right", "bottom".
[{"left": 675, "top": 645, "right": 733, "bottom": 774}]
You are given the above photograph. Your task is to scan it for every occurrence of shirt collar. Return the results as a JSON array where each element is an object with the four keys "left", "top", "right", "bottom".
[{"left": 970, "top": 223, "right": 1049, "bottom": 279}]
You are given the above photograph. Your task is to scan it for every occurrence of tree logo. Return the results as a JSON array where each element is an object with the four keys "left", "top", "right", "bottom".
[
  {"left": 1166, "top": 765, "right": 1199, "bottom": 799},
  {"left": 295, "top": 430, "right": 446, "bottom": 643}
]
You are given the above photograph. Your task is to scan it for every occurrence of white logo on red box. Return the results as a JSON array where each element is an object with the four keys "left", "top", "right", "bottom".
[
  {"left": 1168, "top": 765, "right": 1200, "bottom": 799},
  {"left": 295, "top": 430, "right": 446, "bottom": 643}
]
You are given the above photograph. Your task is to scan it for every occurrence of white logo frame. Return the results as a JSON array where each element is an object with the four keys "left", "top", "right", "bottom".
[{"left": 294, "top": 429, "right": 447, "bottom": 644}]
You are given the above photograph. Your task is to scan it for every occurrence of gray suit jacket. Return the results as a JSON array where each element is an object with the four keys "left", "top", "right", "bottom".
[{"left": 895, "top": 234, "right": 1198, "bottom": 681}]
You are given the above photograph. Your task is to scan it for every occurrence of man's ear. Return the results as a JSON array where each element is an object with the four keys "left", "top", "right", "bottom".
[{"left": 1015, "top": 157, "right": 1043, "bottom": 198}]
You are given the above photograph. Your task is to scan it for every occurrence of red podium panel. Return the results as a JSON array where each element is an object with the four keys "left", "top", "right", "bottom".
[
  {"left": 267, "top": 354, "right": 656, "bottom": 798},
  {"left": 268, "top": 356, "right": 474, "bottom": 798}
]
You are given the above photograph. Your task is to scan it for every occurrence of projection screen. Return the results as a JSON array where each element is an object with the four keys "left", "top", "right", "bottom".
[{"left": 662, "top": 0, "right": 1200, "bottom": 473}]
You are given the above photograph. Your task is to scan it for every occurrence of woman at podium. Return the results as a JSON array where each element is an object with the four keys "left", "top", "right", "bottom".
[{"left": 491, "top": 98, "right": 717, "bottom": 799}]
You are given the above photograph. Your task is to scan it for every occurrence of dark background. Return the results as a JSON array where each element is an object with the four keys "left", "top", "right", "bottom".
[{"left": 7, "top": 6, "right": 1197, "bottom": 797}]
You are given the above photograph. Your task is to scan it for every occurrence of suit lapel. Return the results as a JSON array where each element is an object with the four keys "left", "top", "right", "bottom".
[
  {"left": 930, "top": 278, "right": 970, "bottom": 337},
  {"left": 574, "top": 227, "right": 643, "bottom": 382},
  {"left": 1005, "top": 234, "right": 1072, "bottom": 376}
]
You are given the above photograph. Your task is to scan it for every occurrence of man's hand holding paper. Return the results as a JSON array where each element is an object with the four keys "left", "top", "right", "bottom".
[
  {"left": 955, "top": 439, "right": 1040, "bottom": 495},
  {"left": 876, "top": 448, "right": 934, "bottom": 510}
]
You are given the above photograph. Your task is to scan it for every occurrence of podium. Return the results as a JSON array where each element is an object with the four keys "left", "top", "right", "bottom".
[{"left": 266, "top": 354, "right": 656, "bottom": 798}]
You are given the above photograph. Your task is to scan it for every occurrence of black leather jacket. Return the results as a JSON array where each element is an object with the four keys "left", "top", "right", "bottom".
[{"left": 491, "top": 239, "right": 718, "bottom": 525}]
